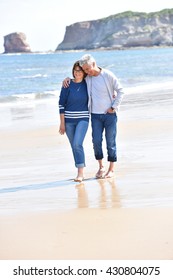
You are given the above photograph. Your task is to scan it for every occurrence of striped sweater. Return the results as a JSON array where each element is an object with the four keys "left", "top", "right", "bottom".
[{"left": 59, "top": 80, "right": 89, "bottom": 122}]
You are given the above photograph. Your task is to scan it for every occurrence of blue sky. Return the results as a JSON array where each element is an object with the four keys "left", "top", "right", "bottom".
[{"left": 0, "top": 0, "right": 172, "bottom": 52}]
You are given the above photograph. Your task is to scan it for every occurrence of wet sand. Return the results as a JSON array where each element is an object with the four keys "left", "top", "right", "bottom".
[{"left": 0, "top": 85, "right": 173, "bottom": 259}]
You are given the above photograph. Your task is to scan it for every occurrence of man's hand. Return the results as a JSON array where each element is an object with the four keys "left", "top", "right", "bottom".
[
  {"left": 107, "top": 107, "right": 116, "bottom": 114},
  {"left": 62, "top": 77, "right": 71, "bottom": 88}
]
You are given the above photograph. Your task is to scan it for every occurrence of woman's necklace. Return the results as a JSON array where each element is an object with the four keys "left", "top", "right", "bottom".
[{"left": 73, "top": 79, "right": 82, "bottom": 92}]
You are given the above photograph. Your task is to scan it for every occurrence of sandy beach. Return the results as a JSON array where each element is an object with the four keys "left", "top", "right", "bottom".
[
  {"left": 1, "top": 208, "right": 173, "bottom": 260},
  {"left": 0, "top": 83, "right": 173, "bottom": 260}
]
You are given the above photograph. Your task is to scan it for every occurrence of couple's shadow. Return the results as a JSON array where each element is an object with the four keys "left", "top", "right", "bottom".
[{"left": 75, "top": 177, "right": 121, "bottom": 209}]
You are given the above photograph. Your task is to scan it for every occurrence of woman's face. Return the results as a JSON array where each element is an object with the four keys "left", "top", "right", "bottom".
[{"left": 73, "top": 67, "right": 84, "bottom": 78}]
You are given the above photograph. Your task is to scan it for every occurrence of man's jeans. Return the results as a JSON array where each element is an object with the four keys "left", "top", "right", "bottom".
[
  {"left": 91, "top": 113, "right": 117, "bottom": 162},
  {"left": 65, "top": 120, "right": 89, "bottom": 168}
]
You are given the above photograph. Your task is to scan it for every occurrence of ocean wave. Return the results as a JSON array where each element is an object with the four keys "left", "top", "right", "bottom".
[
  {"left": 16, "top": 68, "right": 42, "bottom": 71},
  {"left": 0, "top": 90, "right": 59, "bottom": 104},
  {"left": 17, "top": 73, "right": 48, "bottom": 79},
  {"left": 0, "top": 80, "right": 172, "bottom": 105},
  {"left": 125, "top": 80, "right": 173, "bottom": 95}
]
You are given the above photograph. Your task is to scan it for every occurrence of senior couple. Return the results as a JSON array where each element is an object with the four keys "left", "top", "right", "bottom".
[{"left": 59, "top": 54, "right": 124, "bottom": 182}]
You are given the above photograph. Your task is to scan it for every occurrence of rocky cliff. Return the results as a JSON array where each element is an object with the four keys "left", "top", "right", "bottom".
[
  {"left": 3, "top": 32, "right": 31, "bottom": 53},
  {"left": 56, "top": 9, "right": 173, "bottom": 50}
]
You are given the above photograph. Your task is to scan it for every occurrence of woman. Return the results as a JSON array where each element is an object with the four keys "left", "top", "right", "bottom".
[{"left": 59, "top": 61, "right": 89, "bottom": 182}]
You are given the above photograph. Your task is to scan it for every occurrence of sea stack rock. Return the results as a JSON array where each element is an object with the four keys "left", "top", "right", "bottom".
[{"left": 3, "top": 32, "right": 31, "bottom": 53}]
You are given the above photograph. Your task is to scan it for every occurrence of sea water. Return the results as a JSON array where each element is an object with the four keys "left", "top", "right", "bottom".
[{"left": 0, "top": 47, "right": 173, "bottom": 103}]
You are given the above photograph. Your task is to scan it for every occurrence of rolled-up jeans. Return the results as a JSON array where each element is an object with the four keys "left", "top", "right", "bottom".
[
  {"left": 65, "top": 120, "right": 89, "bottom": 168},
  {"left": 91, "top": 113, "right": 117, "bottom": 162}
]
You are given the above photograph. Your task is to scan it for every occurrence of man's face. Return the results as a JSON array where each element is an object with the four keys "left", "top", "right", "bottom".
[{"left": 82, "top": 63, "right": 94, "bottom": 76}]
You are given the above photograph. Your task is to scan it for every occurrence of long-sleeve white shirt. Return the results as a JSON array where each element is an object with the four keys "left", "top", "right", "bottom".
[{"left": 85, "top": 68, "right": 124, "bottom": 113}]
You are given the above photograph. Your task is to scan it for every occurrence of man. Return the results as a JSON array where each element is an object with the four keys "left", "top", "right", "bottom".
[{"left": 64, "top": 54, "right": 124, "bottom": 178}]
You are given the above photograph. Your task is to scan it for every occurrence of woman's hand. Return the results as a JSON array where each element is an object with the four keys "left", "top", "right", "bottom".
[{"left": 59, "top": 123, "right": 65, "bottom": 135}]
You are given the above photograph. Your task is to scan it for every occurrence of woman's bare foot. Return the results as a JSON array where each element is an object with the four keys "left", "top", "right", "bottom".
[{"left": 74, "top": 176, "right": 84, "bottom": 183}]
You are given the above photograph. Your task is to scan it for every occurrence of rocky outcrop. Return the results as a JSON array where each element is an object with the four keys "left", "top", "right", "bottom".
[
  {"left": 56, "top": 9, "right": 173, "bottom": 50},
  {"left": 3, "top": 32, "right": 31, "bottom": 53}
]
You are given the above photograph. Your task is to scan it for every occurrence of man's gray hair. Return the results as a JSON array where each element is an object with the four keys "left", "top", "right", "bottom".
[{"left": 79, "top": 54, "right": 95, "bottom": 67}]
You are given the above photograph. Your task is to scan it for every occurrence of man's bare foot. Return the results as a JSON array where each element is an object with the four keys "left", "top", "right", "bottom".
[
  {"left": 104, "top": 170, "right": 114, "bottom": 178},
  {"left": 95, "top": 167, "right": 105, "bottom": 179}
]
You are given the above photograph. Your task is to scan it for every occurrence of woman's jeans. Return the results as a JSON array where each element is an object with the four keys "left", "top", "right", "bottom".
[
  {"left": 91, "top": 113, "right": 117, "bottom": 162},
  {"left": 65, "top": 120, "right": 89, "bottom": 168}
]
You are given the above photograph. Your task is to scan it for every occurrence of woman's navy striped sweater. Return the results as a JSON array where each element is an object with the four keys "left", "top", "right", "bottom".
[{"left": 59, "top": 80, "right": 89, "bottom": 123}]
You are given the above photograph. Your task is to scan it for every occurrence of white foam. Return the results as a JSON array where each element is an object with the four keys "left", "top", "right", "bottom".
[{"left": 125, "top": 80, "right": 173, "bottom": 95}]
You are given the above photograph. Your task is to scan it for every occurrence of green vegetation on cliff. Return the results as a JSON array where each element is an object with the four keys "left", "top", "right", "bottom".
[{"left": 101, "top": 8, "right": 173, "bottom": 22}]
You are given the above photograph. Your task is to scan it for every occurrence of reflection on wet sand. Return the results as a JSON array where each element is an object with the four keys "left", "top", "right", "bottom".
[
  {"left": 75, "top": 178, "right": 121, "bottom": 209},
  {"left": 75, "top": 183, "right": 88, "bottom": 208},
  {"left": 0, "top": 177, "right": 121, "bottom": 213},
  {"left": 97, "top": 178, "right": 121, "bottom": 209}
]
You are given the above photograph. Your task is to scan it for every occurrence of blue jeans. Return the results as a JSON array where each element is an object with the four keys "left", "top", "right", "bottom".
[
  {"left": 91, "top": 113, "right": 117, "bottom": 162},
  {"left": 65, "top": 121, "right": 89, "bottom": 168}
]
